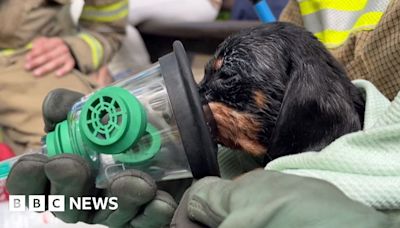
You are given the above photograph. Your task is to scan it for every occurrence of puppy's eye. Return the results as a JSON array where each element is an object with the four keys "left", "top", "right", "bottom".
[
  {"left": 218, "top": 72, "right": 232, "bottom": 80},
  {"left": 216, "top": 74, "right": 239, "bottom": 87}
]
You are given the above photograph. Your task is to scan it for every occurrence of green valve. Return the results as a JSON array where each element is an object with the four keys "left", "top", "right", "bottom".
[
  {"left": 0, "top": 162, "right": 11, "bottom": 180},
  {"left": 80, "top": 87, "right": 147, "bottom": 154},
  {"left": 113, "top": 124, "right": 161, "bottom": 164},
  {"left": 45, "top": 86, "right": 161, "bottom": 163}
]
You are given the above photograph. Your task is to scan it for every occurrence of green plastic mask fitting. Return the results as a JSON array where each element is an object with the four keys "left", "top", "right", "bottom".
[
  {"left": 45, "top": 86, "right": 161, "bottom": 164},
  {"left": 0, "top": 162, "right": 10, "bottom": 180}
]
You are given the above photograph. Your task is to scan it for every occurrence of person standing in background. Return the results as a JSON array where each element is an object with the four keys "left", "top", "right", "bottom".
[
  {"left": 0, "top": 0, "right": 127, "bottom": 154},
  {"left": 106, "top": 0, "right": 223, "bottom": 76}
]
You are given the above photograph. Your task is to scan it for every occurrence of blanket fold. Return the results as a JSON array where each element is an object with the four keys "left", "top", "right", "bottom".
[{"left": 266, "top": 80, "right": 400, "bottom": 210}]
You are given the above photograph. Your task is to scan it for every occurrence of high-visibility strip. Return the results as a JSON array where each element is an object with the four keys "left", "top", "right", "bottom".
[
  {"left": 0, "top": 42, "right": 33, "bottom": 57},
  {"left": 83, "top": 0, "right": 128, "bottom": 12},
  {"left": 314, "top": 12, "right": 384, "bottom": 48},
  {"left": 0, "top": 49, "right": 17, "bottom": 57},
  {"left": 299, "top": 0, "right": 369, "bottom": 15},
  {"left": 81, "top": 0, "right": 128, "bottom": 22},
  {"left": 298, "top": 0, "right": 390, "bottom": 48},
  {"left": 303, "top": 0, "right": 390, "bottom": 34},
  {"left": 78, "top": 33, "right": 104, "bottom": 69}
]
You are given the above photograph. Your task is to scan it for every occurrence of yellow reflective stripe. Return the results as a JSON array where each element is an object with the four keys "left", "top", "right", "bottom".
[
  {"left": 314, "top": 12, "right": 383, "bottom": 48},
  {"left": 78, "top": 33, "right": 104, "bottom": 69},
  {"left": 83, "top": 0, "right": 128, "bottom": 12},
  {"left": 299, "top": 0, "right": 368, "bottom": 15},
  {"left": 314, "top": 30, "right": 350, "bottom": 48},
  {"left": 81, "top": 0, "right": 128, "bottom": 22},
  {"left": 353, "top": 11, "right": 383, "bottom": 28},
  {"left": 25, "top": 43, "right": 33, "bottom": 49},
  {"left": 0, "top": 49, "right": 17, "bottom": 57},
  {"left": 0, "top": 42, "right": 33, "bottom": 57},
  {"left": 81, "top": 9, "right": 128, "bottom": 22}
]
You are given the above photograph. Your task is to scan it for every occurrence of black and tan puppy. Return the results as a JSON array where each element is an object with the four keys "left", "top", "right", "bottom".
[{"left": 199, "top": 22, "right": 365, "bottom": 163}]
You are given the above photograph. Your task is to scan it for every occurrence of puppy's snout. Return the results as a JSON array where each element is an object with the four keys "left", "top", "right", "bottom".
[
  {"left": 200, "top": 95, "right": 208, "bottom": 105},
  {"left": 198, "top": 83, "right": 206, "bottom": 94},
  {"left": 198, "top": 84, "right": 210, "bottom": 105}
]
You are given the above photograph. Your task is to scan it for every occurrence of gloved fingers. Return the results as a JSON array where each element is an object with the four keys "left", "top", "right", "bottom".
[
  {"left": 181, "top": 172, "right": 303, "bottom": 228},
  {"left": 44, "top": 154, "right": 95, "bottom": 223},
  {"left": 6, "top": 154, "right": 49, "bottom": 197},
  {"left": 185, "top": 177, "right": 225, "bottom": 228},
  {"left": 170, "top": 189, "right": 207, "bottom": 228},
  {"left": 129, "top": 190, "right": 177, "bottom": 228},
  {"left": 42, "top": 88, "right": 84, "bottom": 132},
  {"left": 92, "top": 170, "right": 157, "bottom": 227}
]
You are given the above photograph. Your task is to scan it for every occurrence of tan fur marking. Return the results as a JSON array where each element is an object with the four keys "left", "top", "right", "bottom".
[
  {"left": 209, "top": 102, "right": 267, "bottom": 156},
  {"left": 213, "top": 58, "right": 224, "bottom": 71},
  {"left": 253, "top": 90, "right": 267, "bottom": 108}
]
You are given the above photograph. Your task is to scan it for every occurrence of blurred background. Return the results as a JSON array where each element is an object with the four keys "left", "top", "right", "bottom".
[{"left": 70, "top": 0, "right": 288, "bottom": 82}]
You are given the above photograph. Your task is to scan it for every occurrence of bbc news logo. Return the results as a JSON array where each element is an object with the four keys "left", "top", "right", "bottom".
[{"left": 9, "top": 195, "right": 118, "bottom": 212}]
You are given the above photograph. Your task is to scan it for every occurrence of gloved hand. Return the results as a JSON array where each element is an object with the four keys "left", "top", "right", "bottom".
[
  {"left": 6, "top": 88, "right": 177, "bottom": 228},
  {"left": 172, "top": 170, "right": 395, "bottom": 228}
]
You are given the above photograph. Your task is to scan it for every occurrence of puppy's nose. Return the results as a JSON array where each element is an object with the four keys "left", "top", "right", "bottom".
[
  {"left": 198, "top": 85, "right": 208, "bottom": 105},
  {"left": 200, "top": 94, "right": 208, "bottom": 105},
  {"left": 198, "top": 84, "right": 205, "bottom": 94}
]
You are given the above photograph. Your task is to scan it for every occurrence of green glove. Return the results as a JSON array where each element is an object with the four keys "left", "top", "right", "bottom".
[
  {"left": 6, "top": 89, "right": 177, "bottom": 228},
  {"left": 172, "top": 170, "right": 396, "bottom": 228}
]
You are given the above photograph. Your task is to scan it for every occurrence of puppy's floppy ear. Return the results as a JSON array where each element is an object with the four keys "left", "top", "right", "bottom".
[{"left": 267, "top": 58, "right": 362, "bottom": 159}]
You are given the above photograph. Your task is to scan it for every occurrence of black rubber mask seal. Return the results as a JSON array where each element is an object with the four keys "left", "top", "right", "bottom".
[{"left": 160, "top": 41, "right": 220, "bottom": 178}]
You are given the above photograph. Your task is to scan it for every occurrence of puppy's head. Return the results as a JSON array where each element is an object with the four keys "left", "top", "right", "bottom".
[{"left": 199, "top": 22, "right": 364, "bottom": 160}]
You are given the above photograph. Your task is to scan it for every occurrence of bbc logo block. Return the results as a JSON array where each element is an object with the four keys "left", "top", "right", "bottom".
[
  {"left": 8, "top": 195, "right": 118, "bottom": 212},
  {"left": 9, "top": 195, "right": 65, "bottom": 212},
  {"left": 48, "top": 195, "right": 65, "bottom": 212},
  {"left": 9, "top": 195, "right": 25, "bottom": 212},
  {"left": 29, "top": 195, "right": 46, "bottom": 212}
]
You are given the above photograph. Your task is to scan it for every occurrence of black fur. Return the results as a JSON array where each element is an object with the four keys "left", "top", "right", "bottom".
[{"left": 199, "top": 22, "right": 365, "bottom": 162}]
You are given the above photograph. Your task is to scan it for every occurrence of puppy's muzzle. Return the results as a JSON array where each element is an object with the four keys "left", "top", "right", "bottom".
[{"left": 198, "top": 85, "right": 210, "bottom": 105}]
